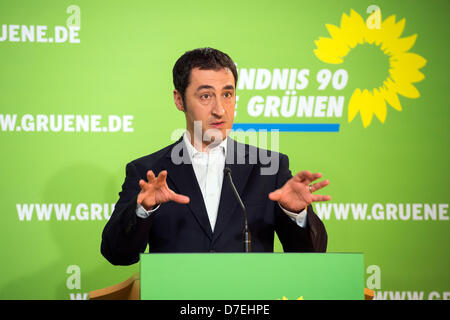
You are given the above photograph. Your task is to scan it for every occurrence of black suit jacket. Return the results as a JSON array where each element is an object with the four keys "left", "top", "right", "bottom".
[{"left": 101, "top": 137, "right": 327, "bottom": 265}]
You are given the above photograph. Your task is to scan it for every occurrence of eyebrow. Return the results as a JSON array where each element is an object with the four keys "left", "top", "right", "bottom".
[
  {"left": 196, "top": 85, "right": 235, "bottom": 91},
  {"left": 223, "top": 85, "right": 235, "bottom": 91}
]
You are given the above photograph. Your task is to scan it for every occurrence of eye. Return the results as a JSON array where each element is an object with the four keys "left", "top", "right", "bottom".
[
  {"left": 200, "top": 93, "right": 211, "bottom": 100},
  {"left": 223, "top": 92, "right": 233, "bottom": 98}
]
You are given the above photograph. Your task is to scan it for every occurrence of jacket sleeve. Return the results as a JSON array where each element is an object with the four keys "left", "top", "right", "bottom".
[
  {"left": 100, "top": 162, "right": 154, "bottom": 265},
  {"left": 274, "top": 154, "right": 328, "bottom": 252}
]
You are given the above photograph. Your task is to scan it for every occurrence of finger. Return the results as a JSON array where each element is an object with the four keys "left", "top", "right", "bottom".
[
  {"left": 309, "top": 179, "right": 330, "bottom": 192},
  {"left": 295, "top": 170, "right": 313, "bottom": 184},
  {"left": 147, "top": 170, "right": 156, "bottom": 183},
  {"left": 156, "top": 170, "right": 168, "bottom": 184},
  {"left": 309, "top": 172, "right": 323, "bottom": 183},
  {"left": 312, "top": 194, "right": 332, "bottom": 202},
  {"left": 170, "top": 191, "right": 190, "bottom": 204},
  {"left": 268, "top": 189, "right": 282, "bottom": 201},
  {"left": 139, "top": 179, "right": 147, "bottom": 189}
]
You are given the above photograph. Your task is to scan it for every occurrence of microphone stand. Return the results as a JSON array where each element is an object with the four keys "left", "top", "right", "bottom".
[{"left": 224, "top": 167, "right": 251, "bottom": 252}]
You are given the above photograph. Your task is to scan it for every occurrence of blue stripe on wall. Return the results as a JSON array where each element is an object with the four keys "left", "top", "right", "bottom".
[{"left": 232, "top": 123, "right": 340, "bottom": 132}]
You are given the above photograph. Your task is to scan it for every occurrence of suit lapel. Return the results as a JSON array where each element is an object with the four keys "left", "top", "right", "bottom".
[
  {"left": 163, "top": 139, "right": 213, "bottom": 240},
  {"left": 213, "top": 138, "right": 254, "bottom": 242}
]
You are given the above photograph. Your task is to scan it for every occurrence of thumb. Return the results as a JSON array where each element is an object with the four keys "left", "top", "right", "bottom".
[
  {"left": 268, "top": 189, "right": 282, "bottom": 201},
  {"left": 170, "top": 191, "right": 190, "bottom": 204}
]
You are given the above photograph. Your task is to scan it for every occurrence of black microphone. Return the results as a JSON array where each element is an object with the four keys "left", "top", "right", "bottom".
[{"left": 224, "top": 167, "right": 251, "bottom": 252}]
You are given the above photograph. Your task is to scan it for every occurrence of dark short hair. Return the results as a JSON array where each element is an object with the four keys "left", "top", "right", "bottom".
[{"left": 172, "top": 47, "right": 238, "bottom": 102}]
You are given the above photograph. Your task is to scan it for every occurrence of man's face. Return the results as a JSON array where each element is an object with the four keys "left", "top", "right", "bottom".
[{"left": 174, "top": 67, "right": 236, "bottom": 150}]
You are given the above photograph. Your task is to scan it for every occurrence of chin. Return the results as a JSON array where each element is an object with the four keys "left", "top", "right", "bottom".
[{"left": 203, "top": 129, "right": 224, "bottom": 143}]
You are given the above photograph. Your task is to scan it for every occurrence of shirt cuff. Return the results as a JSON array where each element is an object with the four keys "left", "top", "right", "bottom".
[
  {"left": 278, "top": 203, "right": 308, "bottom": 228},
  {"left": 136, "top": 203, "right": 161, "bottom": 219}
]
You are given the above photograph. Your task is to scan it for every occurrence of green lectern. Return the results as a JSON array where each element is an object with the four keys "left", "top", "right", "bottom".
[{"left": 140, "top": 253, "right": 364, "bottom": 300}]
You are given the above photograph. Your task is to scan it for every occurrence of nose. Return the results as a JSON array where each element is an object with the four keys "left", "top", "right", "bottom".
[{"left": 211, "top": 97, "right": 225, "bottom": 117}]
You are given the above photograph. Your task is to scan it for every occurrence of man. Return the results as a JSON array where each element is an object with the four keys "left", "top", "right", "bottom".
[{"left": 101, "top": 48, "right": 330, "bottom": 266}]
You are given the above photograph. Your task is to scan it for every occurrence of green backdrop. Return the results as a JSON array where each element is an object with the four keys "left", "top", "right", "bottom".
[{"left": 0, "top": 0, "right": 448, "bottom": 300}]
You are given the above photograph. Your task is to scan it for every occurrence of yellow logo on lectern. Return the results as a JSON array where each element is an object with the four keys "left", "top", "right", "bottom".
[
  {"left": 314, "top": 9, "right": 426, "bottom": 127},
  {"left": 279, "top": 296, "right": 304, "bottom": 300}
]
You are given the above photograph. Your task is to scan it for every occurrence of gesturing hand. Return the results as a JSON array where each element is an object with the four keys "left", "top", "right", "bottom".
[
  {"left": 268, "top": 170, "right": 331, "bottom": 213},
  {"left": 137, "top": 170, "right": 190, "bottom": 211}
]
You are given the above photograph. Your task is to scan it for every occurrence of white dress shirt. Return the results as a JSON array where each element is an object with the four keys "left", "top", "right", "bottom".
[
  {"left": 183, "top": 133, "right": 226, "bottom": 231},
  {"left": 136, "top": 132, "right": 308, "bottom": 230}
]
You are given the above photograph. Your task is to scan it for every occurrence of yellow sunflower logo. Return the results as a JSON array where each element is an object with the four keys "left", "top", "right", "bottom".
[
  {"left": 279, "top": 296, "right": 304, "bottom": 300},
  {"left": 314, "top": 9, "right": 427, "bottom": 127}
]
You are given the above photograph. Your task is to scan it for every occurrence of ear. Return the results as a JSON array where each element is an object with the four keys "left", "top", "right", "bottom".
[{"left": 173, "top": 90, "right": 185, "bottom": 112}]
